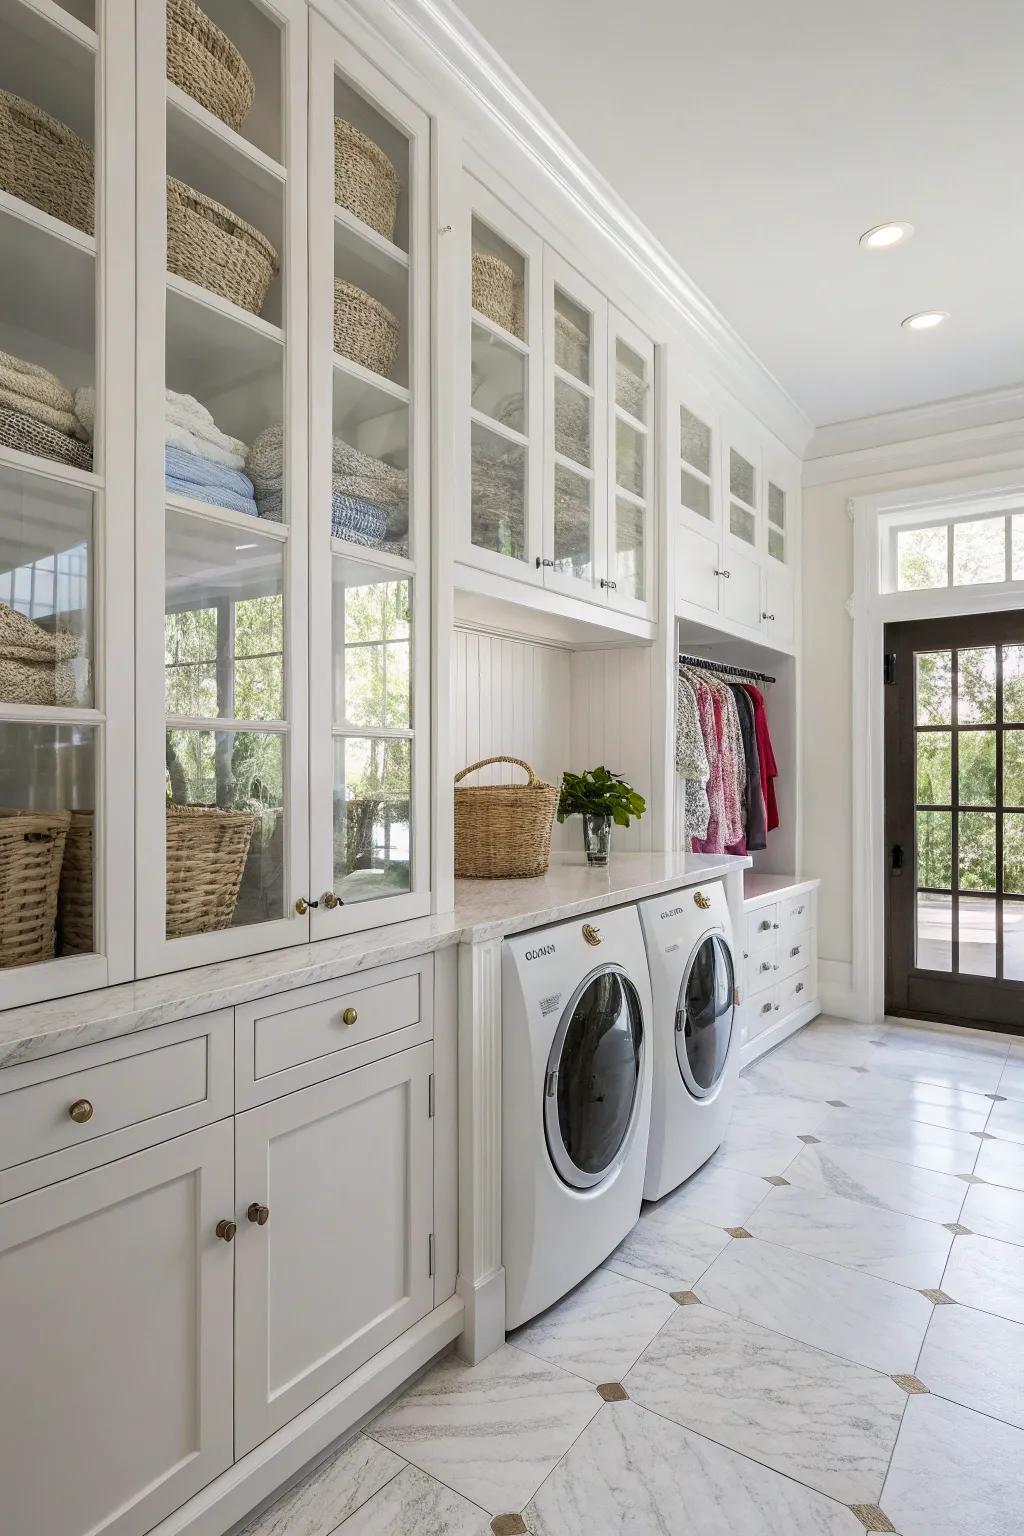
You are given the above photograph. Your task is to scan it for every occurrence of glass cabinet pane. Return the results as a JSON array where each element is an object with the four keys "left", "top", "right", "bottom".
[
  {"left": 729, "top": 448, "right": 756, "bottom": 507},
  {"left": 681, "top": 407, "right": 711, "bottom": 475},
  {"left": 472, "top": 218, "right": 525, "bottom": 341},
  {"left": 554, "top": 463, "right": 592, "bottom": 581},
  {"left": 615, "top": 339, "right": 647, "bottom": 423},
  {"left": 614, "top": 495, "right": 646, "bottom": 603},
  {"left": 767, "top": 480, "right": 786, "bottom": 562},
  {"left": 729, "top": 502, "right": 756, "bottom": 546},
  {"left": 471, "top": 420, "right": 526, "bottom": 562},
  {"left": 555, "top": 377, "right": 590, "bottom": 468},
  {"left": 681, "top": 469, "right": 711, "bottom": 521},
  {"left": 554, "top": 289, "right": 590, "bottom": 383},
  {"left": 615, "top": 417, "right": 644, "bottom": 498},
  {"left": 332, "top": 565, "right": 411, "bottom": 730},
  {"left": 472, "top": 323, "right": 525, "bottom": 433},
  {"left": 333, "top": 736, "right": 411, "bottom": 903}
]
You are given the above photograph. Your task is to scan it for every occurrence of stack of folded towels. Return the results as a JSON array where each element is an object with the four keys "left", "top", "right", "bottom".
[
  {"left": 0, "top": 351, "right": 92, "bottom": 471},
  {"left": 247, "top": 423, "right": 409, "bottom": 550}
]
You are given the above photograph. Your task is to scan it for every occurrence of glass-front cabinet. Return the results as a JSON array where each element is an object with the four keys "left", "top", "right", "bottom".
[{"left": 609, "top": 309, "right": 655, "bottom": 617}]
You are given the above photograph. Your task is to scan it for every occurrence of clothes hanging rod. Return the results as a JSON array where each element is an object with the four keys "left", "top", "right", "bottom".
[{"left": 678, "top": 652, "right": 776, "bottom": 685}]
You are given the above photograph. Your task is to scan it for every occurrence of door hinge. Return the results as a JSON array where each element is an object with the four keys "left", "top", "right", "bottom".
[
  {"left": 883, "top": 652, "right": 896, "bottom": 685},
  {"left": 891, "top": 843, "right": 905, "bottom": 874},
  {"left": 428, "top": 1232, "right": 435, "bottom": 1277},
  {"left": 428, "top": 1072, "right": 435, "bottom": 1118}
]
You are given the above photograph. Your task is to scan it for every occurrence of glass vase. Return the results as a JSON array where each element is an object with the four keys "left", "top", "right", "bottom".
[{"left": 582, "top": 813, "right": 612, "bottom": 866}]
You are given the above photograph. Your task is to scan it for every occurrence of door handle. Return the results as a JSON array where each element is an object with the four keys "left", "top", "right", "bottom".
[{"left": 891, "top": 844, "right": 905, "bottom": 875}]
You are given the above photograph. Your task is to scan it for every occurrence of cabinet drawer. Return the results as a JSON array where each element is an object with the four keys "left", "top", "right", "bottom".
[
  {"left": 781, "top": 935, "right": 812, "bottom": 979},
  {"left": 782, "top": 892, "right": 813, "bottom": 939},
  {"left": 236, "top": 955, "right": 434, "bottom": 1107},
  {"left": 746, "top": 951, "right": 779, "bottom": 998},
  {"left": 778, "top": 968, "right": 814, "bottom": 1015},
  {"left": 746, "top": 905, "right": 780, "bottom": 951},
  {"left": 744, "top": 989, "right": 779, "bottom": 1040},
  {"left": 0, "top": 1013, "right": 233, "bottom": 1201}
]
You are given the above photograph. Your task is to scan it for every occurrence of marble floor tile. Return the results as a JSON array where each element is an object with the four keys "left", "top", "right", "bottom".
[
  {"left": 624, "top": 1304, "right": 904, "bottom": 1503},
  {"left": 368, "top": 1344, "right": 599, "bottom": 1515},
  {"left": 918, "top": 1303, "right": 1024, "bottom": 1431},
  {"left": 862, "top": 1047, "right": 1004, "bottom": 1095},
  {"left": 238, "top": 1437, "right": 403, "bottom": 1536},
  {"left": 509, "top": 1266, "right": 675, "bottom": 1384},
  {"left": 960, "top": 1179, "right": 1024, "bottom": 1245},
  {"left": 605, "top": 1201, "right": 730, "bottom": 1292},
  {"left": 997, "top": 1055, "right": 1024, "bottom": 1101},
  {"left": 715, "top": 1132, "right": 806, "bottom": 1177},
  {"left": 837, "top": 1073, "right": 994, "bottom": 1133},
  {"left": 880, "top": 1020, "right": 1011, "bottom": 1058},
  {"left": 975, "top": 1136, "right": 1024, "bottom": 1191},
  {"left": 649, "top": 1156, "right": 770, "bottom": 1229},
  {"left": 942, "top": 1233, "right": 1024, "bottom": 1324},
  {"left": 747, "top": 1183, "right": 954, "bottom": 1289},
  {"left": 985, "top": 1095, "right": 1024, "bottom": 1144},
  {"left": 333, "top": 1465, "right": 491, "bottom": 1536},
  {"left": 815, "top": 1105, "right": 981, "bottom": 1176},
  {"left": 785, "top": 1142, "right": 967, "bottom": 1224},
  {"left": 771, "top": 1028, "right": 875, "bottom": 1070},
  {"left": 882, "top": 1392, "right": 1024, "bottom": 1536},
  {"left": 695, "top": 1234, "right": 933, "bottom": 1374},
  {"left": 525, "top": 1399, "right": 863, "bottom": 1535},
  {"left": 727, "top": 1087, "right": 830, "bottom": 1136},
  {"left": 740, "top": 1055, "right": 866, "bottom": 1104}
]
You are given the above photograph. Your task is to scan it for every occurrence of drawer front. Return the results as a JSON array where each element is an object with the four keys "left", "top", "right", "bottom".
[
  {"left": 782, "top": 892, "right": 813, "bottom": 940},
  {"left": 745, "top": 988, "right": 779, "bottom": 1041},
  {"left": 746, "top": 951, "right": 780, "bottom": 998},
  {"left": 236, "top": 955, "right": 435, "bottom": 1107},
  {"left": 0, "top": 1013, "right": 233, "bottom": 1200},
  {"left": 778, "top": 968, "right": 814, "bottom": 1016},
  {"left": 781, "top": 934, "right": 812, "bottom": 979},
  {"left": 746, "top": 904, "right": 780, "bottom": 952}
]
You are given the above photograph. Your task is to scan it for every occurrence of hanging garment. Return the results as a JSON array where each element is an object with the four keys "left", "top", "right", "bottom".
[
  {"left": 742, "top": 683, "right": 780, "bottom": 832},
  {"left": 707, "top": 674, "right": 745, "bottom": 848},
  {"left": 729, "top": 683, "right": 767, "bottom": 852},
  {"left": 685, "top": 670, "right": 726, "bottom": 853},
  {"left": 676, "top": 672, "right": 711, "bottom": 839}
]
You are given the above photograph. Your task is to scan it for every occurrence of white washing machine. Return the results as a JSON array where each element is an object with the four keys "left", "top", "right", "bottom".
[
  {"left": 502, "top": 905, "right": 653, "bottom": 1330},
  {"left": 638, "top": 881, "right": 738, "bottom": 1201}
]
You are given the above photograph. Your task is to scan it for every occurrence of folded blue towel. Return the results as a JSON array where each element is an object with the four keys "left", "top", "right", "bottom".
[
  {"left": 165, "top": 444, "right": 255, "bottom": 499},
  {"left": 331, "top": 493, "right": 388, "bottom": 544},
  {"left": 165, "top": 477, "right": 258, "bottom": 518}
]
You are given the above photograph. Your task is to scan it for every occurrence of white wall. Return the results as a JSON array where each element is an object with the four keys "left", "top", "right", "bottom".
[{"left": 801, "top": 424, "right": 1024, "bottom": 1012}]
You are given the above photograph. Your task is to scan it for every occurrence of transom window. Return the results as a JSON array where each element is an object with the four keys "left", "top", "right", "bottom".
[{"left": 885, "top": 508, "right": 1024, "bottom": 593}]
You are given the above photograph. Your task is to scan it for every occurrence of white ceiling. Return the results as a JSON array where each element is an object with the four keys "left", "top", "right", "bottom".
[{"left": 453, "top": 0, "right": 1024, "bottom": 428}]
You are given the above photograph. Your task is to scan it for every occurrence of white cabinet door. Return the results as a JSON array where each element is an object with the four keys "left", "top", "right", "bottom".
[
  {"left": 234, "top": 1043, "right": 434, "bottom": 1454},
  {"left": 675, "top": 523, "right": 722, "bottom": 616},
  {"left": 762, "top": 562, "right": 796, "bottom": 649},
  {"left": 720, "top": 549, "right": 762, "bottom": 631},
  {"left": 0, "top": 1123, "right": 234, "bottom": 1536},
  {"left": 606, "top": 307, "right": 656, "bottom": 620}
]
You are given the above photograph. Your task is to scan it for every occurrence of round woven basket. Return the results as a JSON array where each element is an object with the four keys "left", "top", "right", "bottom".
[
  {"left": 57, "top": 808, "right": 94, "bottom": 956},
  {"left": 0, "top": 90, "right": 94, "bottom": 235},
  {"left": 165, "top": 803, "right": 258, "bottom": 938},
  {"left": 334, "top": 117, "right": 400, "bottom": 240},
  {"left": 454, "top": 756, "right": 558, "bottom": 879},
  {"left": 0, "top": 808, "right": 71, "bottom": 970},
  {"left": 554, "top": 311, "right": 589, "bottom": 380},
  {"left": 166, "top": 0, "right": 254, "bottom": 132},
  {"left": 334, "top": 280, "right": 400, "bottom": 378},
  {"left": 167, "top": 177, "right": 279, "bottom": 316},
  {"left": 0, "top": 407, "right": 93, "bottom": 472},
  {"left": 472, "top": 252, "right": 522, "bottom": 338}
]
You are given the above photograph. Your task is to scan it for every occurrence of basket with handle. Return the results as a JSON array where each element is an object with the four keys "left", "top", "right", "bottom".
[
  {"left": 454, "top": 756, "right": 558, "bottom": 879},
  {"left": 0, "top": 90, "right": 94, "bottom": 235},
  {"left": 167, "top": 176, "right": 279, "bottom": 316},
  {"left": 0, "top": 808, "right": 71, "bottom": 969},
  {"left": 165, "top": 803, "right": 258, "bottom": 937},
  {"left": 166, "top": 0, "right": 255, "bottom": 133}
]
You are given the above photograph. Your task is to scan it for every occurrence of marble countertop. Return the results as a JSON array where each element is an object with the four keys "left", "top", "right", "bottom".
[
  {"left": 0, "top": 851, "right": 749, "bottom": 1068},
  {"left": 743, "top": 871, "right": 820, "bottom": 904}
]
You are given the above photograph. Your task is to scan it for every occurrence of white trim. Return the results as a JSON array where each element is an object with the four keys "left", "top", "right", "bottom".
[
  {"left": 818, "top": 959, "right": 861, "bottom": 1020},
  {"left": 808, "top": 385, "right": 1024, "bottom": 461},
  {"left": 803, "top": 416, "right": 1024, "bottom": 488}
]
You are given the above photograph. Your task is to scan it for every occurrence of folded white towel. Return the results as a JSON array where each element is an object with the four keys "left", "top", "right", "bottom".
[
  {"left": 75, "top": 387, "right": 248, "bottom": 470},
  {"left": 166, "top": 389, "right": 247, "bottom": 460}
]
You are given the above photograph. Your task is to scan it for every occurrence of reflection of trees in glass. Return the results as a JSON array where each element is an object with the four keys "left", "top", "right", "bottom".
[
  {"left": 334, "top": 736, "right": 411, "bottom": 896},
  {"left": 916, "top": 809, "right": 951, "bottom": 888},
  {"left": 959, "top": 811, "right": 996, "bottom": 892},
  {"left": 916, "top": 732, "right": 950, "bottom": 805},
  {"left": 165, "top": 728, "right": 283, "bottom": 812},
  {"left": 340, "top": 579, "right": 411, "bottom": 730},
  {"left": 165, "top": 594, "right": 283, "bottom": 722},
  {"left": 915, "top": 652, "right": 951, "bottom": 725}
]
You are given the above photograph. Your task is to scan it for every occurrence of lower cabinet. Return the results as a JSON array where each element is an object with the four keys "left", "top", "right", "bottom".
[
  {"left": 739, "top": 882, "right": 820, "bottom": 1059},
  {"left": 0, "top": 1122, "right": 234, "bottom": 1536},
  {"left": 233, "top": 1042, "right": 436, "bottom": 1454}
]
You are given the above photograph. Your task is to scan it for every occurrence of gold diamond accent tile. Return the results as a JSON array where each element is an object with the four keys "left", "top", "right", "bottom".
[
  {"left": 849, "top": 1504, "right": 896, "bottom": 1532},
  {"left": 920, "top": 1288, "right": 956, "bottom": 1305},
  {"left": 596, "top": 1381, "right": 629, "bottom": 1402},
  {"left": 670, "top": 1290, "right": 702, "bottom": 1306},
  {"left": 491, "top": 1516, "right": 528, "bottom": 1536},
  {"left": 725, "top": 1227, "right": 753, "bottom": 1239},
  {"left": 891, "top": 1373, "right": 929, "bottom": 1394},
  {"left": 986, "top": 1093, "right": 1007, "bottom": 1102},
  {"left": 957, "top": 1173, "right": 986, "bottom": 1184},
  {"left": 943, "top": 1222, "right": 972, "bottom": 1235},
  {"left": 763, "top": 1175, "right": 791, "bottom": 1186},
  {"left": 826, "top": 1099, "right": 849, "bottom": 1107},
  {"left": 798, "top": 1133, "right": 820, "bottom": 1144}
]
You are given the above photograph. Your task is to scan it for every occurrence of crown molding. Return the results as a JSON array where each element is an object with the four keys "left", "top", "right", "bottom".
[
  {"left": 807, "top": 383, "right": 1024, "bottom": 462},
  {"left": 802, "top": 413, "right": 1024, "bottom": 489},
  {"left": 325, "top": 0, "right": 815, "bottom": 457}
]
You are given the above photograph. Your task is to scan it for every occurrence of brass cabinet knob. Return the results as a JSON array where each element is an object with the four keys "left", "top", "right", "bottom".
[
  {"left": 693, "top": 891, "right": 711, "bottom": 910},
  {"left": 321, "top": 891, "right": 341, "bottom": 910},
  {"left": 247, "top": 1202, "right": 270, "bottom": 1226},
  {"left": 69, "top": 1098, "right": 94, "bottom": 1124},
  {"left": 215, "top": 1220, "right": 237, "bottom": 1242},
  {"left": 341, "top": 1007, "right": 358, "bottom": 1026},
  {"left": 295, "top": 896, "right": 320, "bottom": 915}
]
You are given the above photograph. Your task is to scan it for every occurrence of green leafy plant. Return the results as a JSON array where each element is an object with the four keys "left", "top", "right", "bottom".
[{"left": 557, "top": 765, "right": 647, "bottom": 828}]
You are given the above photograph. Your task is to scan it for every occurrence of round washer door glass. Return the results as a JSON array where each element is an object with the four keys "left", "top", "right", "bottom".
[
  {"left": 676, "top": 934, "right": 734, "bottom": 1096},
  {"left": 545, "top": 967, "right": 644, "bottom": 1190}
]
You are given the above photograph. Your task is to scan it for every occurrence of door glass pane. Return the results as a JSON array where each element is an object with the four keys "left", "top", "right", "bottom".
[
  {"left": 471, "top": 218, "right": 524, "bottom": 341},
  {"left": 615, "top": 417, "right": 644, "bottom": 497},
  {"left": 958, "top": 895, "right": 997, "bottom": 977},
  {"left": 471, "top": 420, "right": 525, "bottom": 561},
  {"left": 680, "top": 407, "right": 711, "bottom": 475},
  {"left": 0, "top": 467, "right": 93, "bottom": 708},
  {"left": 681, "top": 468, "right": 711, "bottom": 520},
  {"left": 916, "top": 892, "right": 951, "bottom": 972},
  {"left": 550, "top": 970, "right": 642, "bottom": 1183},
  {"left": 676, "top": 934, "right": 734, "bottom": 1092},
  {"left": 332, "top": 567, "right": 411, "bottom": 730},
  {"left": 1004, "top": 645, "right": 1024, "bottom": 722},
  {"left": 614, "top": 496, "right": 645, "bottom": 603},
  {"left": 554, "top": 377, "right": 590, "bottom": 468},
  {"left": 615, "top": 340, "right": 647, "bottom": 423},
  {"left": 953, "top": 517, "right": 1006, "bottom": 586},
  {"left": 958, "top": 810, "right": 996, "bottom": 892},
  {"left": 729, "top": 448, "right": 755, "bottom": 506},
  {"left": 1005, "top": 900, "right": 1024, "bottom": 981},
  {"left": 554, "top": 464, "right": 592, "bottom": 582},
  {"left": 1005, "top": 732, "right": 1024, "bottom": 806},
  {"left": 958, "top": 730, "right": 996, "bottom": 805},
  {"left": 897, "top": 526, "right": 947, "bottom": 590},
  {"left": 332, "top": 736, "right": 411, "bottom": 903},
  {"left": 471, "top": 323, "right": 525, "bottom": 432},
  {"left": 957, "top": 647, "right": 996, "bottom": 724},
  {"left": 916, "top": 651, "right": 952, "bottom": 725},
  {"left": 165, "top": 727, "right": 285, "bottom": 934},
  {"left": 916, "top": 809, "right": 951, "bottom": 888},
  {"left": 1004, "top": 812, "right": 1024, "bottom": 895},
  {"left": 164, "top": 511, "right": 284, "bottom": 722},
  {"left": 768, "top": 526, "right": 786, "bottom": 563},
  {"left": 730, "top": 502, "right": 756, "bottom": 545},
  {"left": 553, "top": 291, "right": 591, "bottom": 384},
  {"left": 916, "top": 732, "right": 951, "bottom": 805}
]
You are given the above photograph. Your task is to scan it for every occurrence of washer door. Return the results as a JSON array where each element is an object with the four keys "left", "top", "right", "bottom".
[
  {"left": 675, "top": 932, "right": 735, "bottom": 1099},
  {"left": 544, "top": 965, "right": 644, "bottom": 1190}
]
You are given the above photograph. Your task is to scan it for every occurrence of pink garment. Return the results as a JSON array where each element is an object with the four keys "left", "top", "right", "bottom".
[
  {"left": 686, "top": 673, "right": 726, "bottom": 854},
  {"left": 689, "top": 672, "right": 746, "bottom": 854}
]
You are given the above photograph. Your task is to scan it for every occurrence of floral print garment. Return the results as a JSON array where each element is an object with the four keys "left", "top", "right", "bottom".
[{"left": 676, "top": 673, "right": 711, "bottom": 838}]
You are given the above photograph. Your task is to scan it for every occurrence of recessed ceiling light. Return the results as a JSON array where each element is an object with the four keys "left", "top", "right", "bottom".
[
  {"left": 901, "top": 310, "right": 949, "bottom": 331},
  {"left": 860, "top": 222, "right": 914, "bottom": 249}
]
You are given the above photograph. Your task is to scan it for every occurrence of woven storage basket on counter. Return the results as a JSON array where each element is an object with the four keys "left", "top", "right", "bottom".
[
  {"left": 334, "top": 117, "right": 400, "bottom": 240},
  {"left": 0, "top": 90, "right": 94, "bottom": 235},
  {"left": 454, "top": 756, "right": 558, "bottom": 879},
  {"left": 334, "top": 280, "right": 400, "bottom": 378},
  {"left": 166, "top": 803, "right": 258, "bottom": 938},
  {"left": 58, "top": 809, "right": 94, "bottom": 956},
  {"left": 0, "top": 808, "right": 71, "bottom": 970},
  {"left": 166, "top": 0, "right": 254, "bottom": 132},
  {"left": 472, "top": 252, "right": 522, "bottom": 338},
  {"left": 167, "top": 177, "right": 279, "bottom": 315}
]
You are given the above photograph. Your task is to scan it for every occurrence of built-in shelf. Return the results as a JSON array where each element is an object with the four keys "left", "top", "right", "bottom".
[
  {"left": 614, "top": 484, "right": 646, "bottom": 509},
  {"left": 166, "top": 492, "right": 289, "bottom": 542},
  {"left": 166, "top": 83, "right": 285, "bottom": 257},
  {"left": 0, "top": 192, "right": 96, "bottom": 377},
  {"left": 334, "top": 202, "right": 408, "bottom": 270},
  {"left": 330, "top": 535, "right": 413, "bottom": 574},
  {"left": 0, "top": 701, "right": 103, "bottom": 727},
  {"left": 471, "top": 308, "right": 529, "bottom": 354},
  {"left": 332, "top": 352, "right": 409, "bottom": 434},
  {"left": 615, "top": 404, "right": 648, "bottom": 433},
  {"left": 472, "top": 408, "right": 527, "bottom": 450},
  {"left": 555, "top": 449, "right": 594, "bottom": 480},
  {"left": 0, "top": 441, "right": 100, "bottom": 492},
  {"left": 166, "top": 272, "right": 284, "bottom": 347},
  {"left": 0, "top": 0, "right": 97, "bottom": 142},
  {"left": 554, "top": 363, "right": 593, "bottom": 397}
]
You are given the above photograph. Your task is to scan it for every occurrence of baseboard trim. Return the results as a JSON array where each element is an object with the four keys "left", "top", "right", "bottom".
[
  {"left": 740, "top": 999, "right": 822, "bottom": 1069},
  {"left": 456, "top": 1265, "right": 506, "bottom": 1365},
  {"left": 147, "top": 1298, "right": 464, "bottom": 1536},
  {"left": 818, "top": 959, "right": 870, "bottom": 1022}
]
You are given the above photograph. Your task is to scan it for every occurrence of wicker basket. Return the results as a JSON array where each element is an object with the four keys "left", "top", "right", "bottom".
[
  {"left": 0, "top": 90, "right": 94, "bottom": 235},
  {"left": 166, "top": 0, "right": 254, "bottom": 132},
  {"left": 165, "top": 803, "right": 258, "bottom": 937},
  {"left": 0, "top": 808, "right": 71, "bottom": 969},
  {"left": 167, "top": 177, "right": 279, "bottom": 316},
  {"left": 454, "top": 756, "right": 558, "bottom": 879},
  {"left": 555, "top": 311, "right": 588, "bottom": 379},
  {"left": 334, "top": 280, "right": 400, "bottom": 378},
  {"left": 58, "top": 809, "right": 94, "bottom": 956},
  {"left": 334, "top": 118, "right": 400, "bottom": 241},
  {"left": 0, "top": 407, "right": 93, "bottom": 472},
  {"left": 0, "top": 602, "right": 88, "bottom": 707},
  {"left": 472, "top": 252, "right": 522, "bottom": 338},
  {"left": 616, "top": 362, "right": 647, "bottom": 422}
]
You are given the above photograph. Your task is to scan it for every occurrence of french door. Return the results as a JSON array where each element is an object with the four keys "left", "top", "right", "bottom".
[{"left": 885, "top": 609, "right": 1024, "bottom": 1031}]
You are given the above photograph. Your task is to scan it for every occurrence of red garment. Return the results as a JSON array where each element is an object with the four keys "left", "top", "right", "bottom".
[{"left": 742, "top": 684, "right": 779, "bottom": 832}]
